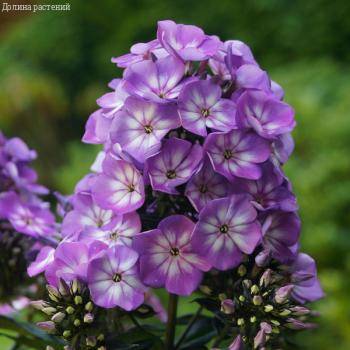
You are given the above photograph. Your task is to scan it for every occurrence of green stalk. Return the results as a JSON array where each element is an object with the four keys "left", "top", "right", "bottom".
[{"left": 165, "top": 293, "right": 178, "bottom": 349}]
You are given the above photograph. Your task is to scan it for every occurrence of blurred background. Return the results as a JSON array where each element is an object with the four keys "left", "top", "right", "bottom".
[{"left": 0, "top": 0, "right": 349, "bottom": 348}]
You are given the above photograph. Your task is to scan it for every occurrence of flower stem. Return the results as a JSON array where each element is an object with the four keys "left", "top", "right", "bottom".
[
  {"left": 175, "top": 305, "right": 203, "bottom": 349},
  {"left": 165, "top": 293, "right": 178, "bottom": 350}
]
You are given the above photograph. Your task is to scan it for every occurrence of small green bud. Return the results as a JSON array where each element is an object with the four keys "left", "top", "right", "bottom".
[
  {"left": 51, "top": 312, "right": 65, "bottom": 323},
  {"left": 63, "top": 330, "right": 71, "bottom": 338},
  {"left": 272, "top": 327, "right": 280, "bottom": 334},
  {"left": 30, "top": 300, "right": 48, "bottom": 311},
  {"left": 279, "top": 309, "right": 292, "bottom": 316},
  {"left": 85, "top": 301, "right": 93, "bottom": 312},
  {"left": 237, "top": 318, "right": 245, "bottom": 326},
  {"left": 66, "top": 306, "right": 75, "bottom": 314},
  {"left": 251, "top": 284, "right": 259, "bottom": 294},
  {"left": 239, "top": 295, "right": 245, "bottom": 302},
  {"left": 47, "top": 285, "right": 60, "bottom": 299},
  {"left": 42, "top": 307, "right": 57, "bottom": 316},
  {"left": 264, "top": 305, "right": 274, "bottom": 312},
  {"left": 199, "top": 285, "right": 212, "bottom": 294},
  {"left": 218, "top": 293, "right": 227, "bottom": 301},
  {"left": 238, "top": 265, "right": 247, "bottom": 276},
  {"left": 250, "top": 316, "right": 257, "bottom": 323},
  {"left": 242, "top": 279, "right": 252, "bottom": 289},
  {"left": 86, "top": 336, "right": 97, "bottom": 347},
  {"left": 97, "top": 334, "right": 105, "bottom": 341},
  {"left": 74, "top": 319, "right": 81, "bottom": 327},
  {"left": 253, "top": 295, "right": 263, "bottom": 306},
  {"left": 71, "top": 279, "right": 79, "bottom": 294},
  {"left": 271, "top": 319, "right": 280, "bottom": 326},
  {"left": 74, "top": 295, "right": 83, "bottom": 305}
]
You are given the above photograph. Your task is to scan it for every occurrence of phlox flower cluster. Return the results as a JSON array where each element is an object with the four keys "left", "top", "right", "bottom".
[{"left": 30, "top": 20, "right": 324, "bottom": 349}]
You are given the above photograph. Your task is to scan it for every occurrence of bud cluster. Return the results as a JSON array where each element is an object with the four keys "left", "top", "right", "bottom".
[
  {"left": 35, "top": 280, "right": 106, "bottom": 350},
  {"left": 201, "top": 258, "right": 316, "bottom": 349}
]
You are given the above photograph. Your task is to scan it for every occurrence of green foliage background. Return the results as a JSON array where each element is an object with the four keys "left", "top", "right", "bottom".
[{"left": 0, "top": 0, "right": 349, "bottom": 348}]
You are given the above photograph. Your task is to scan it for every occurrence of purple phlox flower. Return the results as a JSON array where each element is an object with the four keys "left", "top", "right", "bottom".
[
  {"left": 82, "top": 109, "right": 113, "bottom": 144},
  {"left": 46, "top": 240, "right": 107, "bottom": 287},
  {"left": 145, "top": 137, "right": 203, "bottom": 194},
  {"left": 2, "top": 137, "right": 37, "bottom": 162},
  {"left": 87, "top": 245, "right": 146, "bottom": 310},
  {"left": 28, "top": 246, "right": 55, "bottom": 277},
  {"left": 110, "top": 96, "right": 180, "bottom": 163},
  {"left": 0, "top": 297, "right": 30, "bottom": 316},
  {"left": 271, "top": 80, "right": 285, "bottom": 100},
  {"left": 185, "top": 157, "right": 230, "bottom": 212},
  {"left": 236, "top": 90, "right": 295, "bottom": 139},
  {"left": 79, "top": 212, "right": 141, "bottom": 247},
  {"left": 289, "top": 253, "right": 324, "bottom": 304},
  {"left": 144, "top": 291, "right": 167, "bottom": 323},
  {"left": 204, "top": 130, "right": 271, "bottom": 181},
  {"left": 178, "top": 79, "right": 237, "bottom": 136},
  {"left": 133, "top": 215, "right": 210, "bottom": 296},
  {"left": 223, "top": 40, "right": 257, "bottom": 73},
  {"left": 0, "top": 192, "right": 55, "bottom": 237},
  {"left": 255, "top": 211, "right": 300, "bottom": 265},
  {"left": 112, "top": 39, "right": 168, "bottom": 68},
  {"left": 272, "top": 133, "right": 295, "bottom": 164},
  {"left": 157, "top": 20, "right": 220, "bottom": 62},
  {"left": 61, "top": 191, "right": 116, "bottom": 239},
  {"left": 96, "top": 79, "right": 130, "bottom": 118},
  {"left": 228, "top": 335, "right": 244, "bottom": 350},
  {"left": 123, "top": 55, "right": 188, "bottom": 103},
  {"left": 192, "top": 195, "right": 261, "bottom": 270},
  {"left": 92, "top": 154, "right": 145, "bottom": 214},
  {"left": 231, "top": 161, "right": 297, "bottom": 212}
]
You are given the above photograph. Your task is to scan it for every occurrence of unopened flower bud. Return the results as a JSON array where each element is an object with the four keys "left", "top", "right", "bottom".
[
  {"left": 221, "top": 299, "right": 235, "bottom": 314},
  {"left": 250, "top": 316, "right": 257, "bottom": 323},
  {"left": 84, "top": 313, "right": 94, "bottom": 323},
  {"left": 97, "top": 334, "right": 105, "bottom": 341},
  {"left": 30, "top": 300, "right": 48, "bottom": 310},
  {"left": 47, "top": 285, "right": 60, "bottom": 299},
  {"left": 259, "top": 269, "right": 272, "bottom": 288},
  {"left": 238, "top": 265, "right": 247, "bottom": 276},
  {"left": 66, "top": 306, "right": 75, "bottom": 314},
  {"left": 199, "top": 285, "right": 212, "bottom": 295},
  {"left": 58, "top": 280, "right": 69, "bottom": 296},
  {"left": 260, "top": 322, "right": 272, "bottom": 334},
  {"left": 279, "top": 309, "right": 292, "bottom": 317},
  {"left": 63, "top": 330, "right": 71, "bottom": 338},
  {"left": 271, "top": 319, "right": 280, "bottom": 326},
  {"left": 275, "top": 285, "right": 293, "bottom": 304},
  {"left": 264, "top": 305, "right": 273, "bottom": 312},
  {"left": 253, "top": 295, "right": 263, "bottom": 306},
  {"left": 42, "top": 307, "right": 57, "bottom": 316},
  {"left": 254, "top": 329, "right": 266, "bottom": 349},
  {"left": 71, "top": 279, "right": 80, "bottom": 294},
  {"left": 74, "top": 295, "right": 83, "bottom": 305},
  {"left": 218, "top": 293, "right": 227, "bottom": 301},
  {"left": 286, "top": 318, "right": 316, "bottom": 330},
  {"left": 239, "top": 295, "right": 245, "bottom": 302},
  {"left": 237, "top": 318, "right": 245, "bottom": 326},
  {"left": 242, "top": 279, "right": 252, "bottom": 289},
  {"left": 290, "top": 306, "right": 310, "bottom": 316},
  {"left": 74, "top": 319, "right": 81, "bottom": 327},
  {"left": 85, "top": 301, "right": 93, "bottom": 312},
  {"left": 251, "top": 284, "right": 259, "bottom": 294},
  {"left": 51, "top": 312, "right": 65, "bottom": 323},
  {"left": 86, "top": 336, "right": 97, "bottom": 347},
  {"left": 37, "top": 321, "right": 56, "bottom": 333}
]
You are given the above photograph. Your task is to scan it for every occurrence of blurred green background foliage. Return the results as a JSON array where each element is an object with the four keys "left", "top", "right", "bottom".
[{"left": 0, "top": 0, "right": 349, "bottom": 348}]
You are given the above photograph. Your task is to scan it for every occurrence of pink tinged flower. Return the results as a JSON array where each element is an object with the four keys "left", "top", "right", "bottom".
[
  {"left": 0, "top": 192, "right": 55, "bottom": 237},
  {"left": 112, "top": 39, "right": 168, "bottom": 68},
  {"left": 82, "top": 109, "right": 113, "bottom": 144},
  {"left": 289, "top": 253, "right": 325, "bottom": 304},
  {"left": 61, "top": 192, "right": 116, "bottom": 239},
  {"left": 28, "top": 246, "right": 55, "bottom": 277},
  {"left": 110, "top": 96, "right": 180, "bottom": 163},
  {"left": 192, "top": 195, "right": 261, "bottom": 270},
  {"left": 185, "top": 157, "right": 230, "bottom": 212},
  {"left": 145, "top": 138, "right": 203, "bottom": 194},
  {"left": 92, "top": 155, "right": 145, "bottom": 214},
  {"left": 133, "top": 215, "right": 210, "bottom": 296},
  {"left": 96, "top": 79, "right": 129, "bottom": 118},
  {"left": 87, "top": 245, "right": 146, "bottom": 310},
  {"left": 157, "top": 20, "right": 220, "bottom": 62},
  {"left": 79, "top": 212, "right": 141, "bottom": 247},
  {"left": 229, "top": 335, "right": 244, "bottom": 350},
  {"left": 237, "top": 90, "right": 295, "bottom": 139},
  {"left": 259, "top": 211, "right": 300, "bottom": 264},
  {"left": 204, "top": 130, "right": 271, "bottom": 181},
  {"left": 231, "top": 161, "right": 297, "bottom": 212},
  {"left": 123, "top": 55, "right": 186, "bottom": 103},
  {"left": 46, "top": 241, "right": 107, "bottom": 287},
  {"left": 178, "top": 80, "right": 237, "bottom": 136}
]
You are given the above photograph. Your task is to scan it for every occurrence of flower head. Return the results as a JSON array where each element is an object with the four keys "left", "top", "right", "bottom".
[
  {"left": 145, "top": 138, "right": 203, "bottom": 194},
  {"left": 204, "top": 130, "right": 270, "bottom": 180},
  {"left": 178, "top": 80, "right": 236, "bottom": 136},
  {"left": 192, "top": 195, "right": 261, "bottom": 270},
  {"left": 92, "top": 155, "right": 145, "bottom": 214},
  {"left": 157, "top": 20, "right": 220, "bottom": 61},
  {"left": 87, "top": 245, "right": 145, "bottom": 310},
  {"left": 110, "top": 96, "right": 180, "bottom": 162},
  {"left": 133, "top": 215, "right": 210, "bottom": 295}
]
